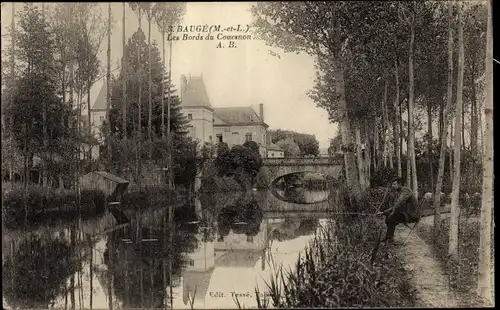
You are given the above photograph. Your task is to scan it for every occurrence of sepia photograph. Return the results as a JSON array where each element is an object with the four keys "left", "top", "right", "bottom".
[{"left": 1, "top": 1, "right": 494, "bottom": 309}]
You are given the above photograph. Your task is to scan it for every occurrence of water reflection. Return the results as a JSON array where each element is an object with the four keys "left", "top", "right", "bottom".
[
  {"left": 3, "top": 188, "right": 333, "bottom": 309},
  {"left": 273, "top": 187, "right": 330, "bottom": 204}
]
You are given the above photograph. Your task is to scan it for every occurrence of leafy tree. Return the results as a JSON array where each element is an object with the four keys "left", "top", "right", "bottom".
[
  {"left": 71, "top": 4, "right": 106, "bottom": 162},
  {"left": 153, "top": 2, "right": 187, "bottom": 139},
  {"left": 463, "top": 4, "right": 487, "bottom": 157},
  {"left": 269, "top": 129, "right": 319, "bottom": 156},
  {"left": 216, "top": 142, "right": 230, "bottom": 157},
  {"left": 252, "top": 2, "right": 367, "bottom": 193},
  {"left": 214, "top": 143, "right": 233, "bottom": 177},
  {"left": 328, "top": 133, "right": 342, "bottom": 156},
  {"left": 107, "top": 29, "right": 195, "bottom": 187},
  {"left": 172, "top": 138, "right": 198, "bottom": 188},
  {"left": 295, "top": 133, "right": 320, "bottom": 156},
  {"left": 477, "top": 0, "right": 493, "bottom": 303},
  {"left": 449, "top": 2, "right": 466, "bottom": 258},
  {"left": 214, "top": 143, "right": 262, "bottom": 182},
  {"left": 276, "top": 138, "right": 301, "bottom": 157},
  {"left": 109, "top": 30, "right": 188, "bottom": 140},
  {"left": 3, "top": 5, "right": 79, "bottom": 188},
  {"left": 3, "top": 235, "right": 80, "bottom": 309},
  {"left": 229, "top": 145, "right": 263, "bottom": 179},
  {"left": 243, "top": 140, "right": 260, "bottom": 155}
]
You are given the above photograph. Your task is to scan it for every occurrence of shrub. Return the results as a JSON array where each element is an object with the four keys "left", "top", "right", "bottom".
[
  {"left": 199, "top": 160, "right": 249, "bottom": 192},
  {"left": 370, "top": 166, "right": 398, "bottom": 188},
  {"left": 3, "top": 187, "right": 106, "bottom": 227}
]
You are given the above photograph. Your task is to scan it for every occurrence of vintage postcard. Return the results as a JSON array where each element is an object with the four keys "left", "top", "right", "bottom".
[{"left": 1, "top": 1, "right": 494, "bottom": 309}]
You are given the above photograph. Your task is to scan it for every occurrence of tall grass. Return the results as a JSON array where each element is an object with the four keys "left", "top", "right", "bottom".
[{"left": 252, "top": 187, "right": 417, "bottom": 308}]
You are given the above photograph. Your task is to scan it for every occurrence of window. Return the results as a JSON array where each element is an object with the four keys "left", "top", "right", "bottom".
[
  {"left": 245, "top": 133, "right": 252, "bottom": 142},
  {"left": 188, "top": 126, "right": 195, "bottom": 139},
  {"left": 188, "top": 113, "right": 192, "bottom": 120},
  {"left": 272, "top": 153, "right": 275, "bottom": 157},
  {"left": 216, "top": 134, "right": 223, "bottom": 143},
  {"left": 232, "top": 132, "right": 239, "bottom": 144},
  {"left": 189, "top": 259, "right": 194, "bottom": 266}
]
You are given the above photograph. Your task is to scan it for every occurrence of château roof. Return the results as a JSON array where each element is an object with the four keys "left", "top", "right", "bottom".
[
  {"left": 91, "top": 82, "right": 108, "bottom": 111},
  {"left": 182, "top": 76, "right": 213, "bottom": 110},
  {"left": 213, "top": 107, "right": 267, "bottom": 127}
]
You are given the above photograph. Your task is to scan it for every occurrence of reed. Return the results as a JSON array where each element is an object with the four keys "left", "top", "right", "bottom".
[{"left": 254, "top": 193, "right": 417, "bottom": 308}]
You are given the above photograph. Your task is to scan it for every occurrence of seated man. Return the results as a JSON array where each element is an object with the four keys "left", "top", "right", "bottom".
[{"left": 377, "top": 177, "right": 420, "bottom": 244}]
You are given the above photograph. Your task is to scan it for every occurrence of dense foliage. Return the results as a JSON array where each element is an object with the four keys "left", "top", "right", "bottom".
[
  {"left": 269, "top": 129, "right": 320, "bottom": 157},
  {"left": 201, "top": 142, "right": 264, "bottom": 192},
  {"left": 3, "top": 234, "right": 82, "bottom": 309},
  {"left": 3, "top": 187, "right": 106, "bottom": 227}
]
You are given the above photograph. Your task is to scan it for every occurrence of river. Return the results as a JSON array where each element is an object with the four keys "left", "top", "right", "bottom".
[{"left": 2, "top": 188, "right": 335, "bottom": 310}]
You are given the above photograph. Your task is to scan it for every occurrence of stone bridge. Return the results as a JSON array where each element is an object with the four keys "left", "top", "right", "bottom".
[
  {"left": 254, "top": 189, "right": 334, "bottom": 218},
  {"left": 259, "top": 157, "right": 344, "bottom": 184}
]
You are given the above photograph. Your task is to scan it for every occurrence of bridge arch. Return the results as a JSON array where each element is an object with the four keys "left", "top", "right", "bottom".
[{"left": 259, "top": 157, "right": 344, "bottom": 186}]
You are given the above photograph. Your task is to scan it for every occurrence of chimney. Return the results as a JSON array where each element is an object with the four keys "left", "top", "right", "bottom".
[
  {"left": 180, "top": 75, "right": 187, "bottom": 100},
  {"left": 259, "top": 103, "right": 264, "bottom": 122}
]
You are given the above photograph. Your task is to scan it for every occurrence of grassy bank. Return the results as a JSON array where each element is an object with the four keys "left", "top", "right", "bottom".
[
  {"left": 3, "top": 186, "right": 106, "bottom": 228},
  {"left": 416, "top": 217, "right": 495, "bottom": 307},
  {"left": 253, "top": 188, "right": 418, "bottom": 308}
]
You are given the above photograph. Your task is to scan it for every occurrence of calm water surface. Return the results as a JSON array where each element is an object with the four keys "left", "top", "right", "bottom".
[{"left": 2, "top": 189, "right": 334, "bottom": 309}]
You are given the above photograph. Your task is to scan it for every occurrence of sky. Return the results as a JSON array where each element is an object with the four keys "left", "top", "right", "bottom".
[{"left": 1, "top": 2, "right": 338, "bottom": 148}]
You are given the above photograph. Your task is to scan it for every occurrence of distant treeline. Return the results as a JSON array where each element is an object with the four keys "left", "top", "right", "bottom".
[{"left": 269, "top": 129, "right": 320, "bottom": 157}]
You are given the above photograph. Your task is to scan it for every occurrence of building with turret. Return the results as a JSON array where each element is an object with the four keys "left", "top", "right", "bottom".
[
  {"left": 84, "top": 75, "right": 282, "bottom": 161},
  {"left": 179, "top": 74, "right": 273, "bottom": 158}
]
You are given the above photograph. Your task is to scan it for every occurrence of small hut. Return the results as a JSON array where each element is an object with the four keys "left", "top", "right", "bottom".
[{"left": 80, "top": 171, "right": 129, "bottom": 201}]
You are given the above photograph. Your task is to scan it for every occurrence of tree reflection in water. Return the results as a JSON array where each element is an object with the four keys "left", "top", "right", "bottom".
[
  {"left": 106, "top": 210, "right": 199, "bottom": 309},
  {"left": 217, "top": 200, "right": 263, "bottom": 240},
  {"left": 270, "top": 218, "right": 318, "bottom": 241},
  {"left": 3, "top": 232, "right": 81, "bottom": 309}
]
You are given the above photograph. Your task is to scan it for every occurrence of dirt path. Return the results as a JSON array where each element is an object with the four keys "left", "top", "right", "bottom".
[{"left": 394, "top": 222, "right": 459, "bottom": 308}]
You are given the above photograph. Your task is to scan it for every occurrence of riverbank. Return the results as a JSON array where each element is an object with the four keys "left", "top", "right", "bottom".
[
  {"left": 2, "top": 186, "right": 106, "bottom": 228},
  {"left": 2, "top": 185, "right": 180, "bottom": 229},
  {"left": 415, "top": 214, "right": 495, "bottom": 307},
  {"left": 254, "top": 188, "right": 418, "bottom": 308}
]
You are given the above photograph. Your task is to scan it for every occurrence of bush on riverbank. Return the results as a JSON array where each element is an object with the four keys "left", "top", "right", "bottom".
[
  {"left": 255, "top": 189, "right": 417, "bottom": 308},
  {"left": 120, "top": 186, "right": 177, "bottom": 210},
  {"left": 416, "top": 218, "right": 495, "bottom": 307},
  {"left": 3, "top": 187, "right": 106, "bottom": 227},
  {"left": 199, "top": 159, "right": 250, "bottom": 192}
]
